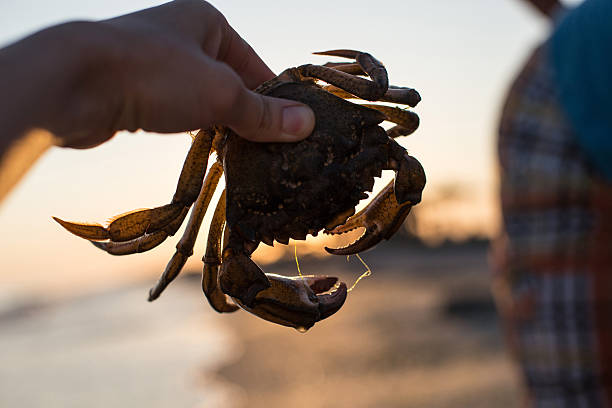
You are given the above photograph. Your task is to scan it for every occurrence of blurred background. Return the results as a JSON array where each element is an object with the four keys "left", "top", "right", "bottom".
[{"left": 0, "top": 0, "right": 581, "bottom": 407}]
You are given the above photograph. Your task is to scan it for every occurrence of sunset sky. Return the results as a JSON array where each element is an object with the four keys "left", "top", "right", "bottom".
[{"left": 0, "top": 0, "right": 581, "bottom": 296}]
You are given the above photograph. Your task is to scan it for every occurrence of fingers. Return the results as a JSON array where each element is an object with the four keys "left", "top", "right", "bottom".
[
  {"left": 98, "top": 1, "right": 315, "bottom": 143},
  {"left": 226, "top": 91, "right": 315, "bottom": 143},
  {"left": 225, "top": 91, "right": 315, "bottom": 143},
  {"left": 108, "top": 0, "right": 274, "bottom": 91},
  {"left": 206, "top": 60, "right": 315, "bottom": 143},
  {"left": 202, "top": 10, "right": 312, "bottom": 140},
  {"left": 216, "top": 24, "right": 275, "bottom": 90},
  {"left": 56, "top": 129, "right": 115, "bottom": 150}
]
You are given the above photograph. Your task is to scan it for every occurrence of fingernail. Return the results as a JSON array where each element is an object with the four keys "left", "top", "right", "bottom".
[{"left": 281, "top": 105, "right": 315, "bottom": 141}]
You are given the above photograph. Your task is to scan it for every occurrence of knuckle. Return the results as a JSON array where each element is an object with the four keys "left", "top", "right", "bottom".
[
  {"left": 241, "top": 95, "right": 277, "bottom": 141},
  {"left": 255, "top": 94, "right": 273, "bottom": 131},
  {"left": 231, "top": 51, "right": 251, "bottom": 76},
  {"left": 211, "top": 72, "right": 244, "bottom": 117},
  {"left": 173, "top": 0, "right": 219, "bottom": 18}
]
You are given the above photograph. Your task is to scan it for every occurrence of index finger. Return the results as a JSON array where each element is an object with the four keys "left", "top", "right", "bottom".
[
  {"left": 217, "top": 23, "right": 275, "bottom": 89},
  {"left": 111, "top": 1, "right": 275, "bottom": 89}
]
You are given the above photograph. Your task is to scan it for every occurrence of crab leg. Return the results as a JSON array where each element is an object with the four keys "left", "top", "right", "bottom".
[
  {"left": 309, "top": 92, "right": 420, "bottom": 138},
  {"left": 314, "top": 49, "right": 420, "bottom": 106},
  {"left": 218, "top": 230, "right": 270, "bottom": 307},
  {"left": 322, "top": 84, "right": 421, "bottom": 107},
  {"left": 321, "top": 85, "right": 355, "bottom": 100},
  {"left": 383, "top": 86, "right": 422, "bottom": 107},
  {"left": 300, "top": 49, "right": 388, "bottom": 101},
  {"left": 148, "top": 161, "right": 223, "bottom": 301},
  {"left": 325, "top": 145, "right": 425, "bottom": 255},
  {"left": 54, "top": 128, "right": 215, "bottom": 244},
  {"left": 323, "top": 62, "right": 367, "bottom": 75},
  {"left": 386, "top": 125, "right": 413, "bottom": 139},
  {"left": 201, "top": 190, "right": 239, "bottom": 313},
  {"left": 361, "top": 104, "right": 420, "bottom": 136},
  {"left": 89, "top": 207, "right": 188, "bottom": 255}
]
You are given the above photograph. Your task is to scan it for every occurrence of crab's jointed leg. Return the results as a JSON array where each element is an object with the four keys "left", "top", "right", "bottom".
[
  {"left": 300, "top": 49, "right": 388, "bottom": 101},
  {"left": 89, "top": 207, "right": 189, "bottom": 255},
  {"left": 201, "top": 190, "right": 239, "bottom": 313},
  {"left": 361, "top": 104, "right": 420, "bottom": 137},
  {"left": 148, "top": 160, "right": 223, "bottom": 301},
  {"left": 54, "top": 128, "right": 216, "bottom": 252},
  {"left": 322, "top": 62, "right": 367, "bottom": 75},
  {"left": 383, "top": 85, "right": 422, "bottom": 107},
  {"left": 322, "top": 83, "right": 421, "bottom": 108},
  {"left": 218, "top": 229, "right": 270, "bottom": 307},
  {"left": 386, "top": 125, "right": 413, "bottom": 139},
  {"left": 315, "top": 49, "right": 420, "bottom": 107}
]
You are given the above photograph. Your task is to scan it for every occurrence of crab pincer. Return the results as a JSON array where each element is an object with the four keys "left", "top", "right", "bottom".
[
  {"left": 324, "top": 153, "right": 426, "bottom": 256},
  {"left": 231, "top": 274, "right": 348, "bottom": 331}
]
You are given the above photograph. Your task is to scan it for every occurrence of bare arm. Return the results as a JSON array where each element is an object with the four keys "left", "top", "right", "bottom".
[
  {"left": 0, "top": 0, "right": 314, "bottom": 201},
  {"left": 0, "top": 0, "right": 315, "bottom": 150}
]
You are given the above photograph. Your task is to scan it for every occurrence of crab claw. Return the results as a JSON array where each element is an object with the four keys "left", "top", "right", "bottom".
[
  {"left": 324, "top": 181, "right": 414, "bottom": 256},
  {"left": 232, "top": 274, "right": 348, "bottom": 331},
  {"left": 325, "top": 150, "right": 425, "bottom": 255}
]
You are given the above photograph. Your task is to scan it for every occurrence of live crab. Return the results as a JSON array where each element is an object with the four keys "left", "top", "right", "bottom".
[{"left": 54, "top": 49, "right": 426, "bottom": 331}]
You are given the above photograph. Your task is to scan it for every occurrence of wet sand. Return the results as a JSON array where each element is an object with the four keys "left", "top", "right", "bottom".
[
  {"left": 0, "top": 280, "right": 240, "bottom": 408},
  {"left": 215, "top": 241, "right": 521, "bottom": 408},
  {"left": 0, "top": 241, "right": 521, "bottom": 407}
]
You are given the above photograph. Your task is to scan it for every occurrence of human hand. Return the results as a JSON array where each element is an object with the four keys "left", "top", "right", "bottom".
[{"left": 1, "top": 0, "right": 315, "bottom": 149}]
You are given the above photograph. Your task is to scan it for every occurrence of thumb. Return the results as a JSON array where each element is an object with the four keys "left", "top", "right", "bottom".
[{"left": 222, "top": 87, "right": 316, "bottom": 143}]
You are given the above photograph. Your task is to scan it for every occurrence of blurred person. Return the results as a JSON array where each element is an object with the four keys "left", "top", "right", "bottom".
[
  {"left": 493, "top": 0, "right": 612, "bottom": 406},
  {"left": 0, "top": 0, "right": 314, "bottom": 200}
]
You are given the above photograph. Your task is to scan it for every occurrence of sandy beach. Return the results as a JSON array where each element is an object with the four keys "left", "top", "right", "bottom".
[
  {"left": 0, "top": 241, "right": 521, "bottom": 407},
  {"left": 217, "top": 241, "right": 521, "bottom": 408},
  {"left": 0, "top": 279, "right": 239, "bottom": 407}
]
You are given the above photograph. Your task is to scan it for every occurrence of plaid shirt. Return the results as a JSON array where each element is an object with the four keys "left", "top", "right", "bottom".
[{"left": 492, "top": 44, "right": 612, "bottom": 407}]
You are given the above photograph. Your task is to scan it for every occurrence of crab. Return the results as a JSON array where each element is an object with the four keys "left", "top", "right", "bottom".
[{"left": 54, "top": 49, "right": 426, "bottom": 331}]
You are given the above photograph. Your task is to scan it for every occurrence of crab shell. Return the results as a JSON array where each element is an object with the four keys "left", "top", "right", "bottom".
[{"left": 223, "top": 78, "right": 389, "bottom": 245}]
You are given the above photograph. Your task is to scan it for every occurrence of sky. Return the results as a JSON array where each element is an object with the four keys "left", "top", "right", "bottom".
[{"left": 0, "top": 0, "right": 581, "bottom": 297}]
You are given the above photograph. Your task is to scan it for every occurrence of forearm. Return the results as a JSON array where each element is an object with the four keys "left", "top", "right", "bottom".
[
  {"left": 0, "top": 21, "right": 107, "bottom": 156},
  {"left": 1, "top": 0, "right": 315, "bottom": 164},
  {"left": 0, "top": 1, "right": 315, "bottom": 203},
  {"left": 0, "top": 33, "right": 52, "bottom": 157},
  {"left": 0, "top": 22, "right": 120, "bottom": 203}
]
